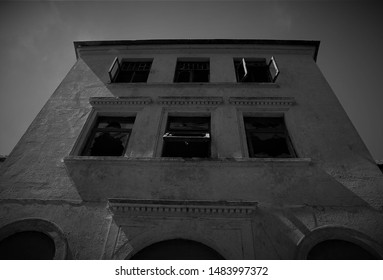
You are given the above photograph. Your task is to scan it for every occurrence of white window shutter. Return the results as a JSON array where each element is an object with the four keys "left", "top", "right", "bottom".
[
  {"left": 108, "top": 57, "right": 120, "bottom": 82},
  {"left": 268, "top": 56, "right": 280, "bottom": 82},
  {"left": 237, "top": 58, "right": 248, "bottom": 82}
]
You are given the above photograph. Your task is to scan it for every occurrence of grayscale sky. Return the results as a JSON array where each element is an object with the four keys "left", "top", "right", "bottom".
[{"left": 0, "top": 0, "right": 382, "bottom": 159}]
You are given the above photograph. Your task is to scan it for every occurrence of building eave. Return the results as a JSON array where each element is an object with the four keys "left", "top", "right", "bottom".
[{"left": 73, "top": 39, "right": 320, "bottom": 61}]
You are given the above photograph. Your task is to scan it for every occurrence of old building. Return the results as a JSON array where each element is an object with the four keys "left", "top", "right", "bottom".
[{"left": 0, "top": 39, "right": 383, "bottom": 260}]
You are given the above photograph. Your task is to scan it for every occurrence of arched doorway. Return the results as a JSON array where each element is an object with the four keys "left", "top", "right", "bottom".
[
  {"left": 0, "top": 231, "right": 55, "bottom": 260},
  {"left": 307, "top": 239, "right": 379, "bottom": 260},
  {"left": 130, "top": 239, "right": 225, "bottom": 260}
]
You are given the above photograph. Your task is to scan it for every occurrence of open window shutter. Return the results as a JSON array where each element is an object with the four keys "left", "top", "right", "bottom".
[
  {"left": 163, "top": 117, "right": 210, "bottom": 141},
  {"left": 108, "top": 57, "right": 120, "bottom": 82},
  {"left": 163, "top": 132, "right": 210, "bottom": 140},
  {"left": 237, "top": 58, "right": 248, "bottom": 82},
  {"left": 268, "top": 56, "right": 280, "bottom": 82}
]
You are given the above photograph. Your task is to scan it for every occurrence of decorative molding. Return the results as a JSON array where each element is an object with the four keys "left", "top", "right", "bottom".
[
  {"left": 158, "top": 96, "right": 223, "bottom": 106},
  {"left": 106, "top": 82, "right": 279, "bottom": 89},
  {"left": 89, "top": 96, "right": 295, "bottom": 106},
  {"left": 89, "top": 97, "right": 152, "bottom": 106},
  {"left": 229, "top": 97, "right": 295, "bottom": 106},
  {"left": 108, "top": 199, "right": 257, "bottom": 217}
]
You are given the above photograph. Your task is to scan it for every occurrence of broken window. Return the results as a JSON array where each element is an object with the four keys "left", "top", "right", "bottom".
[
  {"left": 174, "top": 60, "right": 210, "bottom": 83},
  {"left": 81, "top": 116, "right": 135, "bottom": 156},
  {"left": 108, "top": 58, "right": 152, "bottom": 83},
  {"left": 244, "top": 117, "right": 295, "bottom": 158},
  {"left": 234, "top": 57, "right": 279, "bottom": 83},
  {"left": 162, "top": 116, "right": 210, "bottom": 158}
]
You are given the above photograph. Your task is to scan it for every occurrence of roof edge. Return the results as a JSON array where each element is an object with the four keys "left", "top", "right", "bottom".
[{"left": 73, "top": 39, "right": 320, "bottom": 61}]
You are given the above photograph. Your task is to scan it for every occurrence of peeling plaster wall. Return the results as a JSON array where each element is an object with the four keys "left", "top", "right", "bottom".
[{"left": 1, "top": 42, "right": 383, "bottom": 259}]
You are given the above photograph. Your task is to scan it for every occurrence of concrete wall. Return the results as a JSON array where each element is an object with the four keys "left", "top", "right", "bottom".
[{"left": 1, "top": 42, "right": 382, "bottom": 259}]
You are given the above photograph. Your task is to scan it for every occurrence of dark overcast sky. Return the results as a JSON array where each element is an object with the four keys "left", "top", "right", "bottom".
[{"left": 0, "top": 0, "right": 382, "bottom": 159}]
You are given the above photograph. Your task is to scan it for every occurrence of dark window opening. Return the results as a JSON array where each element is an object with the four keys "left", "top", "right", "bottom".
[
  {"left": 244, "top": 117, "right": 296, "bottom": 158},
  {"left": 162, "top": 116, "right": 210, "bottom": 158},
  {"left": 130, "top": 239, "right": 224, "bottom": 260},
  {"left": 174, "top": 61, "right": 209, "bottom": 83},
  {"left": 307, "top": 240, "right": 379, "bottom": 260},
  {"left": 377, "top": 163, "right": 383, "bottom": 173},
  {"left": 0, "top": 231, "right": 55, "bottom": 260},
  {"left": 82, "top": 116, "right": 135, "bottom": 156},
  {"left": 109, "top": 58, "right": 152, "bottom": 83},
  {"left": 234, "top": 57, "right": 279, "bottom": 83}
]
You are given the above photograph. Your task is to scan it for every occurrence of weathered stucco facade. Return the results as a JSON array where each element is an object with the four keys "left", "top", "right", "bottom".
[{"left": 1, "top": 39, "right": 383, "bottom": 259}]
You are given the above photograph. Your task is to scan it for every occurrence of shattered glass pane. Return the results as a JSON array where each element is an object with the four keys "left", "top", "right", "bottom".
[
  {"left": 244, "top": 117, "right": 295, "bottom": 158},
  {"left": 82, "top": 117, "right": 135, "bottom": 156},
  {"left": 168, "top": 117, "right": 210, "bottom": 132},
  {"left": 89, "top": 132, "right": 129, "bottom": 156},
  {"left": 248, "top": 132, "right": 291, "bottom": 158},
  {"left": 97, "top": 117, "right": 135, "bottom": 129},
  {"left": 244, "top": 117, "right": 284, "bottom": 130}
]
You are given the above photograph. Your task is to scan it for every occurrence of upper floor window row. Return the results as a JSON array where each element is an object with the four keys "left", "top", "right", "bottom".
[
  {"left": 108, "top": 57, "right": 279, "bottom": 84},
  {"left": 80, "top": 115, "right": 294, "bottom": 158}
]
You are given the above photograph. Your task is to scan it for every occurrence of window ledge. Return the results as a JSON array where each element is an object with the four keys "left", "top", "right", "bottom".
[
  {"left": 237, "top": 157, "right": 311, "bottom": 163},
  {"left": 106, "top": 82, "right": 280, "bottom": 88},
  {"left": 64, "top": 156, "right": 311, "bottom": 166}
]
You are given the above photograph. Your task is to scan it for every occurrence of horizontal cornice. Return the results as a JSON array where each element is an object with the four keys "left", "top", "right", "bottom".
[
  {"left": 89, "top": 96, "right": 296, "bottom": 107},
  {"left": 158, "top": 96, "right": 223, "bottom": 105},
  {"left": 74, "top": 39, "right": 320, "bottom": 61},
  {"left": 108, "top": 199, "right": 258, "bottom": 217},
  {"left": 89, "top": 97, "right": 152, "bottom": 106},
  {"left": 229, "top": 96, "right": 295, "bottom": 106}
]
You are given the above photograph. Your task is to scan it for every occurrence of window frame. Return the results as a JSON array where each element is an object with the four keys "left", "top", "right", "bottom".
[
  {"left": 81, "top": 116, "right": 136, "bottom": 157},
  {"left": 155, "top": 110, "right": 216, "bottom": 158},
  {"left": 173, "top": 58, "right": 210, "bottom": 83},
  {"left": 237, "top": 111, "right": 297, "bottom": 159},
  {"left": 234, "top": 57, "right": 280, "bottom": 83},
  {"left": 162, "top": 116, "right": 211, "bottom": 158},
  {"left": 70, "top": 109, "right": 139, "bottom": 157},
  {"left": 108, "top": 57, "right": 153, "bottom": 83},
  {"left": 243, "top": 116, "right": 296, "bottom": 158}
]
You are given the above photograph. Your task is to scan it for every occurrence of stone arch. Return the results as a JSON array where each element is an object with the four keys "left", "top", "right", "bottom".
[
  {"left": 295, "top": 226, "right": 382, "bottom": 260},
  {"left": 113, "top": 229, "right": 231, "bottom": 260},
  {"left": 0, "top": 218, "right": 67, "bottom": 260},
  {"left": 130, "top": 238, "right": 225, "bottom": 260}
]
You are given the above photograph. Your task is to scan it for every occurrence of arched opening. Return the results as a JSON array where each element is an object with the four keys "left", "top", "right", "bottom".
[
  {"left": 0, "top": 231, "right": 56, "bottom": 260},
  {"left": 130, "top": 239, "right": 225, "bottom": 260},
  {"left": 307, "top": 239, "right": 379, "bottom": 260}
]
